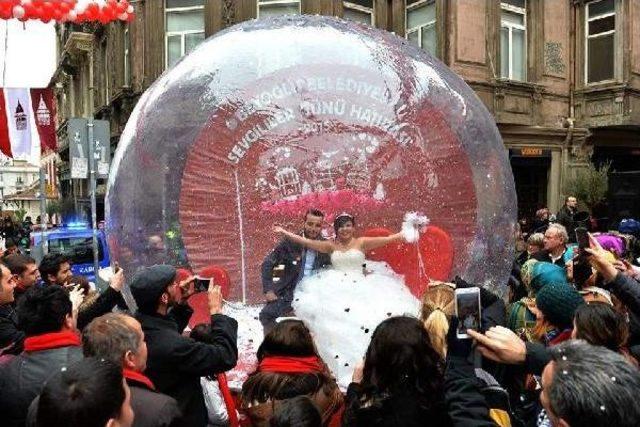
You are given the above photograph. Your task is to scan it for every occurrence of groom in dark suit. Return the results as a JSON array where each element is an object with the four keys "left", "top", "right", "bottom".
[{"left": 259, "top": 208, "right": 331, "bottom": 334}]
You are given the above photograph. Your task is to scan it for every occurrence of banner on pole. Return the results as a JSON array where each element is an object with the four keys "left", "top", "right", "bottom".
[
  {"left": 68, "top": 118, "right": 89, "bottom": 179},
  {"left": 93, "top": 120, "right": 111, "bottom": 178},
  {"left": 0, "top": 88, "right": 58, "bottom": 165},
  {"left": 4, "top": 88, "right": 34, "bottom": 160},
  {"left": 30, "top": 88, "right": 58, "bottom": 152}
]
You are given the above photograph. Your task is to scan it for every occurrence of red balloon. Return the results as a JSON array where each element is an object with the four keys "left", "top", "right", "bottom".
[
  {"left": 103, "top": 5, "right": 116, "bottom": 20},
  {"left": 85, "top": 9, "right": 97, "bottom": 20},
  {"left": 42, "top": 1, "right": 54, "bottom": 16},
  {"left": 33, "top": 6, "right": 43, "bottom": 19},
  {"left": 1, "top": 5, "right": 13, "bottom": 20}
]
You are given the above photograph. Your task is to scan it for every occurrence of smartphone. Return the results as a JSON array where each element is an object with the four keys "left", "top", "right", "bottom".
[
  {"left": 454, "top": 287, "right": 481, "bottom": 339},
  {"left": 575, "top": 227, "right": 589, "bottom": 250},
  {"left": 194, "top": 276, "right": 212, "bottom": 293},
  {"left": 574, "top": 227, "right": 592, "bottom": 288}
]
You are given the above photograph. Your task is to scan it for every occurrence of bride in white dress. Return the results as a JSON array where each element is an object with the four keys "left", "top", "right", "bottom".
[{"left": 273, "top": 213, "right": 421, "bottom": 388}]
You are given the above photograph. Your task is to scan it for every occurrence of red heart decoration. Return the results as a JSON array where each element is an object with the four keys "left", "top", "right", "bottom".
[{"left": 363, "top": 226, "right": 454, "bottom": 298}]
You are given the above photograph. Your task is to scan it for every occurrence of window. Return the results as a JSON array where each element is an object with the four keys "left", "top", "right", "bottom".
[
  {"left": 343, "top": 1, "right": 374, "bottom": 25},
  {"left": 257, "top": 0, "right": 301, "bottom": 19},
  {"left": 500, "top": 0, "right": 526, "bottom": 81},
  {"left": 48, "top": 236, "right": 106, "bottom": 263},
  {"left": 165, "top": 0, "right": 205, "bottom": 69},
  {"left": 406, "top": 0, "right": 436, "bottom": 56},
  {"left": 124, "top": 25, "right": 131, "bottom": 87},
  {"left": 586, "top": 0, "right": 615, "bottom": 83}
]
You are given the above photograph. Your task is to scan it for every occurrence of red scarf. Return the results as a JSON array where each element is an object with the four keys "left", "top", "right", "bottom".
[
  {"left": 550, "top": 329, "right": 573, "bottom": 346},
  {"left": 23, "top": 331, "right": 81, "bottom": 352},
  {"left": 258, "top": 356, "right": 323, "bottom": 373},
  {"left": 123, "top": 369, "right": 156, "bottom": 391}
]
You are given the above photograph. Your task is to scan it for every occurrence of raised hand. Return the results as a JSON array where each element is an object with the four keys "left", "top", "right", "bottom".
[
  {"left": 68, "top": 285, "right": 85, "bottom": 313},
  {"left": 273, "top": 226, "right": 287, "bottom": 236},
  {"left": 584, "top": 233, "right": 618, "bottom": 283},
  {"left": 178, "top": 275, "right": 196, "bottom": 303},
  {"left": 208, "top": 283, "right": 223, "bottom": 315},
  {"left": 467, "top": 326, "right": 526, "bottom": 365},
  {"left": 109, "top": 266, "right": 125, "bottom": 292}
]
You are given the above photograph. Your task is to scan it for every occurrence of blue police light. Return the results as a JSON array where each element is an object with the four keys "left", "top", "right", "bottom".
[{"left": 64, "top": 221, "right": 89, "bottom": 229}]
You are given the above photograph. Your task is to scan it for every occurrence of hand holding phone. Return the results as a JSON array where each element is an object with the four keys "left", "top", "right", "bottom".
[
  {"left": 573, "top": 227, "right": 593, "bottom": 287},
  {"left": 454, "top": 287, "right": 481, "bottom": 339},
  {"left": 575, "top": 227, "right": 589, "bottom": 251},
  {"left": 194, "top": 276, "right": 212, "bottom": 293}
]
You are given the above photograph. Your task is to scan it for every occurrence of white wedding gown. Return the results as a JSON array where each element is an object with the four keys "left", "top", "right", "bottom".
[{"left": 292, "top": 248, "right": 420, "bottom": 389}]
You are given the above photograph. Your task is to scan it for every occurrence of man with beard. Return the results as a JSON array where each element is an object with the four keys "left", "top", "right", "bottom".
[
  {"left": 259, "top": 208, "right": 331, "bottom": 334},
  {"left": 130, "top": 265, "right": 238, "bottom": 427}
]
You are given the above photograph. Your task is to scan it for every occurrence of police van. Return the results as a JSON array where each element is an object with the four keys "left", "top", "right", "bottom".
[{"left": 30, "top": 223, "right": 111, "bottom": 282}]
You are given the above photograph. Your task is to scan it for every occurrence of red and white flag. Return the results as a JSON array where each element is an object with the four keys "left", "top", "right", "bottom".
[
  {"left": 4, "top": 88, "right": 34, "bottom": 160},
  {"left": 30, "top": 88, "right": 57, "bottom": 153},
  {"left": 0, "top": 87, "right": 57, "bottom": 165}
]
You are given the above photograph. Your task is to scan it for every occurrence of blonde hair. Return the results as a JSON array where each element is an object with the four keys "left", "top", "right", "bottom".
[
  {"left": 420, "top": 285, "right": 455, "bottom": 358},
  {"left": 527, "top": 232, "right": 544, "bottom": 248}
]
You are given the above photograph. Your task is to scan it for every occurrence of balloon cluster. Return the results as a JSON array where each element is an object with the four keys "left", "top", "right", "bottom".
[{"left": 1, "top": 0, "right": 135, "bottom": 24}]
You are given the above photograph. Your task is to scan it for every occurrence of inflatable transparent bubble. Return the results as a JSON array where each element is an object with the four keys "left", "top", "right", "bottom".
[{"left": 106, "top": 16, "right": 517, "bottom": 302}]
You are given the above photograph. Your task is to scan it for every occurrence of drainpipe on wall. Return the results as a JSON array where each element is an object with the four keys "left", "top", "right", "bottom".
[{"left": 561, "top": 1, "right": 578, "bottom": 202}]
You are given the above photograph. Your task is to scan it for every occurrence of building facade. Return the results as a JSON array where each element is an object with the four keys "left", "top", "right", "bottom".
[
  {"left": 51, "top": 0, "right": 640, "bottom": 219},
  {"left": 0, "top": 159, "right": 42, "bottom": 220}
]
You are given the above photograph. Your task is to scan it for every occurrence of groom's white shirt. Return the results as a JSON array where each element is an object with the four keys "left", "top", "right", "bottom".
[{"left": 303, "top": 249, "right": 317, "bottom": 277}]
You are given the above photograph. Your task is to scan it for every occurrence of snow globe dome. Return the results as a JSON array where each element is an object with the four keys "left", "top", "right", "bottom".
[{"left": 106, "top": 15, "right": 517, "bottom": 301}]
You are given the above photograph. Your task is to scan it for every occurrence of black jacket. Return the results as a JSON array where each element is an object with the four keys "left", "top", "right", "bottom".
[
  {"left": 261, "top": 237, "right": 331, "bottom": 301},
  {"left": 556, "top": 206, "right": 577, "bottom": 242},
  {"left": 342, "top": 382, "right": 453, "bottom": 427},
  {"left": 137, "top": 304, "right": 238, "bottom": 427},
  {"left": 0, "top": 303, "right": 24, "bottom": 355},
  {"left": 0, "top": 343, "right": 83, "bottom": 427},
  {"left": 77, "top": 286, "right": 124, "bottom": 331},
  {"left": 444, "top": 355, "right": 498, "bottom": 427},
  {"left": 606, "top": 273, "right": 640, "bottom": 318},
  {"left": 128, "top": 376, "right": 183, "bottom": 427}
]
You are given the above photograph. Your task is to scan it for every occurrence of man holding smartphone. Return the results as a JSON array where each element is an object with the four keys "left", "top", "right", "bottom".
[
  {"left": 130, "top": 265, "right": 237, "bottom": 427},
  {"left": 259, "top": 209, "right": 331, "bottom": 334}
]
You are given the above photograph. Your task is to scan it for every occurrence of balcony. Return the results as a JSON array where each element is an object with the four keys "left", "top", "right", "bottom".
[{"left": 574, "top": 84, "right": 640, "bottom": 128}]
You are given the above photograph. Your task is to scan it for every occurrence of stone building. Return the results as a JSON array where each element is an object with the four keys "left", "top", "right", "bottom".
[{"left": 51, "top": 0, "right": 640, "bottom": 219}]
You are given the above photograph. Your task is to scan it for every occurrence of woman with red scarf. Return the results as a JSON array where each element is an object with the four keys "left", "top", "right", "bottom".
[{"left": 240, "top": 320, "right": 343, "bottom": 426}]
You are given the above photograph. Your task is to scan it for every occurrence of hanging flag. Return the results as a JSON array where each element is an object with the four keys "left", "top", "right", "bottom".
[
  {"left": 30, "top": 88, "right": 57, "bottom": 152},
  {"left": 0, "top": 90, "right": 11, "bottom": 157},
  {"left": 4, "top": 88, "right": 34, "bottom": 160}
]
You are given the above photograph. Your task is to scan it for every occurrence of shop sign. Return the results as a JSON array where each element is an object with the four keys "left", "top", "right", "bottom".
[{"left": 510, "top": 147, "right": 551, "bottom": 158}]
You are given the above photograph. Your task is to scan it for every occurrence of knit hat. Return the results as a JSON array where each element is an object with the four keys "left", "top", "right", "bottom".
[
  {"left": 522, "top": 260, "right": 567, "bottom": 296},
  {"left": 130, "top": 265, "right": 177, "bottom": 314},
  {"left": 535, "top": 282, "right": 584, "bottom": 329}
]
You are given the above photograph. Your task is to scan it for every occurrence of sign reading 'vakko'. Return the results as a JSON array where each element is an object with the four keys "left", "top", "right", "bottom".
[{"left": 510, "top": 147, "right": 551, "bottom": 158}]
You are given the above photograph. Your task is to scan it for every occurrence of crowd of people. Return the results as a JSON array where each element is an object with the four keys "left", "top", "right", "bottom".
[{"left": 1, "top": 201, "right": 640, "bottom": 427}]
